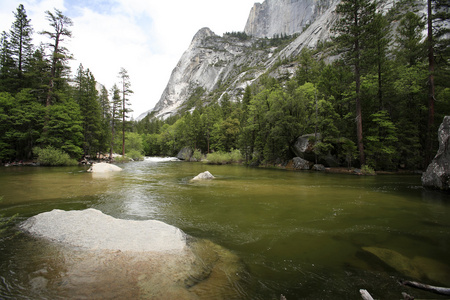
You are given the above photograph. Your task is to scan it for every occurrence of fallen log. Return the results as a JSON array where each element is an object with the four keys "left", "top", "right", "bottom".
[{"left": 401, "top": 280, "right": 450, "bottom": 296}]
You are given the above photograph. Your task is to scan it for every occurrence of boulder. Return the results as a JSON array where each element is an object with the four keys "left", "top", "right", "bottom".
[
  {"left": 192, "top": 171, "right": 215, "bottom": 180},
  {"left": 312, "top": 164, "right": 325, "bottom": 171},
  {"left": 87, "top": 162, "right": 122, "bottom": 173},
  {"left": 422, "top": 116, "right": 450, "bottom": 190},
  {"left": 292, "top": 133, "right": 321, "bottom": 162},
  {"left": 176, "top": 147, "right": 193, "bottom": 160},
  {"left": 292, "top": 157, "right": 311, "bottom": 170},
  {"left": 20, "top": 209, "right": 185, "bottom": 252}
]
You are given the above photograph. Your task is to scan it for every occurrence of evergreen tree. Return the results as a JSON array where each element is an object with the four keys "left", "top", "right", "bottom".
[
  {"left": 40, "top": 9, "right": 73, "bottom": 106},
  {"left": 110, "top": 84, "right": 121, "bottom": 158},
  {"left": 118, "top": 68, "right": 133, "bottom": 156},
  {"left": 0, "top": 32, "right": 16, "bottom": 93},
  {"left": 9, "top": 4, "right": 34, "bottom": 89},
  {"left": 333, "top": 0, "right": 377, "bottom": 166}
]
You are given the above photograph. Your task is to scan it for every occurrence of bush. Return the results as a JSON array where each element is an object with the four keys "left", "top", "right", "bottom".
[
  {"left": 361, "top": 164, "right": 376, "bottom": 175},
  {"left": 192, "top": 149, "right": 204, "bottom": 161},
  {"left": 206, "top": 149, "right": 242, "bottom": 164},
  {"left": 127, "top": 149, "right": 144, "bottom": 161},
  {"left": 33, "top": 146, "right": 77, "bottom": 166}
]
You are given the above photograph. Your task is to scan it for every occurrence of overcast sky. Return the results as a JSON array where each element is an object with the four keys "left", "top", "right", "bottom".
[{"left": 0, "top": 0, "right": 258, "bottom": 118}]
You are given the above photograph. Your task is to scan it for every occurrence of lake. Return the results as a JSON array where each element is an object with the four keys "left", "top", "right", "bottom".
[{"left": 1, "top": 158, "right": 449, "bottom": 299}]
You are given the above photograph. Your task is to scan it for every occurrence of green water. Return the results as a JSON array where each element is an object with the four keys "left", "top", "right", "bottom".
[{"left": 1, "top": 159, "right": 449, "bottom": 299}]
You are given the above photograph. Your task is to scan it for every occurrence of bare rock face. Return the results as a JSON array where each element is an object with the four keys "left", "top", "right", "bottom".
[
  {"left": 87, "top": 162, "right": 122, "bottom": 173},
  {"left": 244, "top": 0, "right": 336, "bottom": 38},
  {"left": 292, "top": 157, "right": 311, "bottom": 170},
  {"left": 422, "top": 116, "right": 450, "bottom": 190}
]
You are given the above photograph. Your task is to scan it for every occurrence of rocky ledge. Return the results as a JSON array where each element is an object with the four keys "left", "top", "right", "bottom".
[{"left": 422, "top": 116, "right": 450, "bottom": 190}]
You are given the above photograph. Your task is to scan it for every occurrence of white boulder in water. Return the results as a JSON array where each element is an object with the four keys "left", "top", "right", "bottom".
[
  {"left": 20, "top": 208, "right": 186, "bottom": 252},
  {"left": 87, "top": 162, "right": 122, "bottom": 173},
  {"left": 192, "top": 171, "right": 215, "bottom": 180}
]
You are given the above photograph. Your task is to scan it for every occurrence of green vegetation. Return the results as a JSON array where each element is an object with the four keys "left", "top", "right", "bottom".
[
  {"left": 33, "top": 146, "right": 77, "bottom": 166},
  {"left": 1, "top": 1, "right": 448, "bottom": 172},
  {"left": 0, "top": 6, "right": 133, "bottom": 165},
  {"left": 134, "top": 0, "right": 448, "bottom": 171},
  {"left": 206, "top": 149, "right": 243, "bottom": 165}
]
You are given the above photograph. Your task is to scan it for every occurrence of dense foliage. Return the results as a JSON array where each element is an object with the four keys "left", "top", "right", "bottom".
[
  {"left": 134, "top": 0, "right": 449, "bottom": 171},
  {"left": 0, "top": 6, "right": 133, "bottom": 164},
  {"left": 1, "top": 1, "right": 448, "bottom": 170}
]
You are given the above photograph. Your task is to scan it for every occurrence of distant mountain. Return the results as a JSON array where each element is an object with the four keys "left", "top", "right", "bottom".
[{"left": 137, "top": 0, "right": 340, "bottom": 120}]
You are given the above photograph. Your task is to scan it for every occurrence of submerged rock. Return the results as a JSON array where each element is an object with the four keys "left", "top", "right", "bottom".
[
  {"left": 87, "top": 162, "right": 122, "bottom": 173},
  {"left": 422, "top": 116, "right": 450, "bottom": 190},
  {"left": 363, "top": 246, "right": 450, "bottom": 286},
  {"left": 192, "top": 171, "right": 215, "bottom": 180},
  {"left": 20, "top": 209, "right": 247, "bottom": 299}
]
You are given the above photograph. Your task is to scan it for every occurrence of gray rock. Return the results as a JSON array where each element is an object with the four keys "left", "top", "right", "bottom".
[
  {"left": 20, "top": 209, "right": 186, "bottom": 252},
  {"left": 422, "top": 116, "right": 450, "bottom": 190},
  {"left": 192, "top": 171, "right": 215, "bottom": 180},
  {"left": 176, "top": 147, "right": 193, "bottom": 160},
  {"left": 87, "top": 162, "right": 122, "bottom": 173},
  {"left": 292, "top": 157, "right": 311, "bottom": 170},
  {"left": 312, "top": 164, "right": 325, "bottom": 171},
  {"left": 292, "top": 134, "right": 321, "bottom": 162}
]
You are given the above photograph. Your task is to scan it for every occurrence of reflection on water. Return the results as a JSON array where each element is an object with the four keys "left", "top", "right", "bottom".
[{"left": 1, "top": 159, "right": 450, "bottom": 299}]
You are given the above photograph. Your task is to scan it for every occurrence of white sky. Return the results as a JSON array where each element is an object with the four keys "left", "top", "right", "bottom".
[{"left": 0, "top": 0, "right": 258, "bottom": 119}]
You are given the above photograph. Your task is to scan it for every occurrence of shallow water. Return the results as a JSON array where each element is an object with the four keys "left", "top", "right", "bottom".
[{"left": 0, "top": 159, "right": 449, "bottom": 299}]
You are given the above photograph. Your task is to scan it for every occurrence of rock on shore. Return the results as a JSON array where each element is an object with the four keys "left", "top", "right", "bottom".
[{"left": 422, "top": 116, "right": 450, "bottom": 190}]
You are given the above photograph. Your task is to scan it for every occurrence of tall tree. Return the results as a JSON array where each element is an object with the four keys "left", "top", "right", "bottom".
[
  {"left": 0, "top": 32, "right": 16, "bottom": 93},
  {"left": 9, "top": 4, "right": 33, "bottom": 86},
  {"left": 40, "top": 9, "right": 73, "bottom": 106},
  {"left": 110, "top": 84, "right": 121, "bottom": 159},
  {"left": 333, "top": 0, "right": 376, "bottom": 166},
  {"left": 118, "top": 68, "right": 133, "bottom": 156}
]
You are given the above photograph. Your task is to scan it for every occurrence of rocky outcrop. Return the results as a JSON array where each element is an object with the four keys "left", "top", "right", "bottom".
[
  {"left": 192, "top": 171, "right": 215, "bottom": 180},
  {"left": 244, "top": 0, "right": 337, "bottom": 39},
  {"left": 422, "top": 116, "right": 450, "bottom": 190},
  {"left": 137, "top": 0, "right": 340, "bottom": 120},
  {"left": 292, "top": 133, "right": 320, "bottom": 162},
  {"left": 87, "top": 162, "right": 122, "bottom": 173}
]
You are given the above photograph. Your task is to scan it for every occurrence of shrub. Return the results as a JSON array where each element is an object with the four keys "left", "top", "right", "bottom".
[
  {"left": 361, "top": 164, "right": 376, "bottom": 175},
  {"left": 206, "top": 149, "right": 242, "bottom": 164},
  {"left": 127, "top": 149, "right": 144, "bottom": 161},
  {"left": 33, "top": 146, "right": 77, "bottom": 166},
  {"left": 192, "top": 149, "right": 204, "bottom": 161}
]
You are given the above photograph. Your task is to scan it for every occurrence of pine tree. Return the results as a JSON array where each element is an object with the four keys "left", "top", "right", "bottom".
[
  {"left": 333, "top": 0, "right": 376, "bottom": 166},
  {"left": 9, "top": 4, "right": 34, "bottom": 88},
  {"left": 0, "top": 32, "right": 16, "bottom": 93},
  {"left": 40, "top": 9, "right": 73, "bottom": 106},
  {"left": 110, "top": 84, "right": 121, "bottom": 158},
  {"left": 118, "top": 68, "right": 133, "bottom": 156}
]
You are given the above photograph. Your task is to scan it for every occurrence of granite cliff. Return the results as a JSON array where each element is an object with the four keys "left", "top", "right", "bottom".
[{"left": 137, "top": 0, "right": 340, "bottom": 120}]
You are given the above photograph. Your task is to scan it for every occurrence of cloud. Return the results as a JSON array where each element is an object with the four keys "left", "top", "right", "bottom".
[{"left": 1, "top": 0, "right": 258, "bottom": 118}]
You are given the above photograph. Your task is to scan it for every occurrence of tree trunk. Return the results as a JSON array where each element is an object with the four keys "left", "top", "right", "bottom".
[{"left": 425, "top": 0, "right": 435, "bottom": 167}]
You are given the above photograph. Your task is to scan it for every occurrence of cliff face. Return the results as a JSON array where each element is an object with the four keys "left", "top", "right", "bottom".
[
  {"left": 137, "top": 0, "right": 340, "bottom": 120},
  {"left": 244, "top": 0, "right": 335, "bottom": 38}
]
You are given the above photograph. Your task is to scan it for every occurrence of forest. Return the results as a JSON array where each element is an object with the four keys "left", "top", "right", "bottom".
[{"left": 0, "top": 0, "right": 449, "bottom": 170}]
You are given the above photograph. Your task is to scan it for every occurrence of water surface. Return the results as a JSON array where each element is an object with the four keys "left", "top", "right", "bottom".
[{"left": 1, "top": 159, "right": 449, "bottom": 299}]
